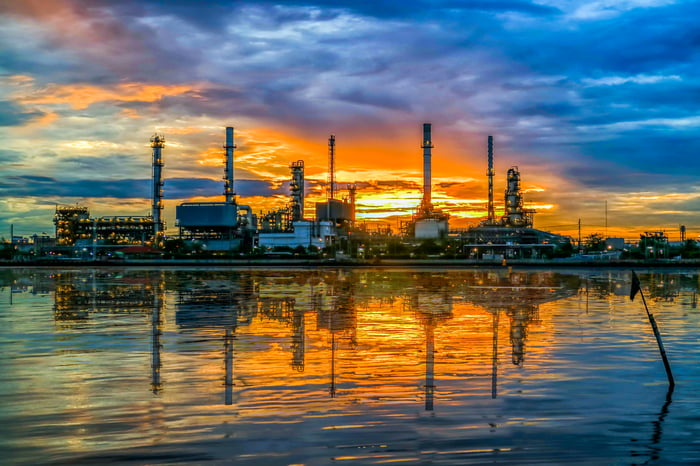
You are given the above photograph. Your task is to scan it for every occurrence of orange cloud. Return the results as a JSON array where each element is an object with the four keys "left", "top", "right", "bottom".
[
  {"left": 17, "top": 82, "right": 196, "bottom": 110},
  {"left": 120, "top": 108, "right": 141, "bottom": 119},
  {"left": 27, "top": 111, "right": 59, "bottom": 127}
]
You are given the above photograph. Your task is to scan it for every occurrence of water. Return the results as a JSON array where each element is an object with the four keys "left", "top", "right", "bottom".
[{"left": 1, "top": 267, "right": 700, "bottom": 465}]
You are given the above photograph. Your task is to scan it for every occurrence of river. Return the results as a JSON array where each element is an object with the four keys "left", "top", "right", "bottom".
[{"left": 1, "top": 267, "right": 699, "bottom": 464}]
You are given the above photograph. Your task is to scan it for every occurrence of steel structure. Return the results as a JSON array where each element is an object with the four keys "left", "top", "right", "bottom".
[
  {"left": 316, "top": 134, "right": 355, "bottom": 227},
  {"left": 92, "top": 216, "right": 157, "bottom": 244},
  {"left": 54, "top": 206, "right": 91, "bottom": 245},
  {"left": 224, "top": 126, "right": 236, "bottom": 205}
]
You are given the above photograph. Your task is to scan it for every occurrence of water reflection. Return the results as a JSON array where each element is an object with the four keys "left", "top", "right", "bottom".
[
  {"left": 2, "top": 268, "right": 700, "bottom": 464},
  {"left": 9, "top": 269, "right": 699, "bottom": 404},
  {"left": 39, "top": 269, "right": 585, "bottom": 407}
]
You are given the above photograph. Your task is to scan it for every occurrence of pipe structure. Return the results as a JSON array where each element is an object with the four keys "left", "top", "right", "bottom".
[
  {"left": 487, "top": 136, "right": 495, "bottom": 224},
  {"left": 421, "top": 123, "right": 434, "bottom": 212},
  {"left": 328, "top": 134, "right": 336, "bottom": 200},
  {"left": 150, "top": 134, "right": 165, "bottom": 238},
  {"left": 224, "top": 127, "right": 237, "bottom": 205},
  {"left": 237, "top": 205, "right": 254, "bottom": 230}
]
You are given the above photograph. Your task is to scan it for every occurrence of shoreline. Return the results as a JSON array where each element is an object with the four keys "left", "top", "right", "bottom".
[{"left": 2, "top": 258, "right": 699, "bottom": 268}]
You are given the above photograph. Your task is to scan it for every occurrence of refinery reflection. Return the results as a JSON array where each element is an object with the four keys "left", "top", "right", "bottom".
[
  {"left": 50, "top": 270, "right": 166, "bottom": 394},
  {"left": 3, "top": 268, "right": 697, "bottom": 410}
]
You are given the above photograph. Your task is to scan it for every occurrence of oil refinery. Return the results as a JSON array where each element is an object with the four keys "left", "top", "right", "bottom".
[{"left": 45, "top": 123, "right": 574, "bottom": 261}]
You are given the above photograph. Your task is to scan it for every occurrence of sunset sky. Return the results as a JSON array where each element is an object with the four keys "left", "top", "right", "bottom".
[{"left": 1, "top": 0, "right": 699, "bottom": 240}]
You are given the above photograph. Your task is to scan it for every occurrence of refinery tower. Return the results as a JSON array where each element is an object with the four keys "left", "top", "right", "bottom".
[{"left": 408, "top": 123, "right": 449, "bottom": 239}]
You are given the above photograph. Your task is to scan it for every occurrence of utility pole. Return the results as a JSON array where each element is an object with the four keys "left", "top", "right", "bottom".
[{"left": 604, "top": 200, "right": 608, "bottom": 239}]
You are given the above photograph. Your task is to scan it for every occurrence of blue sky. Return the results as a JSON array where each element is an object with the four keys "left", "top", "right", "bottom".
[{"left": 1, "top": 0, "right": 699, "bottom": 239}]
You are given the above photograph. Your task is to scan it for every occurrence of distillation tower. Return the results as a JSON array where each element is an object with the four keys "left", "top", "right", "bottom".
[
  {"left": 502, "top": 166, "right": 535, "bottom": 228},
  {"left": 290, "top": 160, "right": 305, "bottom": 222},
  {"left": 259, "top": 160, "right": 306, "bottom": 232}
]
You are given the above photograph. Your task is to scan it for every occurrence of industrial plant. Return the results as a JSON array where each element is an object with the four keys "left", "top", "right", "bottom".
[{"left": 42, "top": 122, "right": 574, "bottom": 261}]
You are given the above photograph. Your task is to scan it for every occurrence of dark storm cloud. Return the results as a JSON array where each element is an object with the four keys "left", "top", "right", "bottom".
[
  {"left": 505, "top": 5, "right": 699, "bottom": 77},
  {"left": 73, "top": 0, "right": 560, "bottom": 22},
  {"left": 576, "top": 81, "right": 698, "bottom": 125},
  {"left": 0, "top": 176, "right": 150, "bottom": 198},
  {"left": 257, "top": 0, "right": 560, "bottom": 18},
  {"left": 0, "top": 176, "right": 288, "bottom": 200},
  {"left": 564, "top": 129, "right": 700, "bottom": 189},
  {"left": 563, "top": 167, "right": 699, "bottom": 193},
  {"left": 60, "top": 155, "right": 145, "bottom": 175},
  {"left": 333, "top": 89, "right": 411, "bottom": 111},
  {"left": 1, "top": 0, "right": 560, "bottom": 128},
  {"left": 0, "top": 101, "right": 43, "bottom": 126},
  {"left": 167, "top": 178, "right": 288, "bottom": 199}
]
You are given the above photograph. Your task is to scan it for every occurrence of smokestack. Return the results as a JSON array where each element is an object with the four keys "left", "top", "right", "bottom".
[
  {"left": 224, "top": 127, "right": 236, "bottom": 204},
  {"left": 150, "top": 133, "right": 165, "bottom": 237},
  {"left": 328, "top": 134, "right": 336, "bottom": 200},
  {"left": 421, "top": 123, "right": 433, "bottom": 211},
  {"left": 487, "top": 135, "right": 495, "bottom": 224}
]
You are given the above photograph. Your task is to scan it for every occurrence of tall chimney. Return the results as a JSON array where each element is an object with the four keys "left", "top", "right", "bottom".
[
  {"left": 487, "top": 135, "right": 495, "bottom": 224},
  {"left": 328, "top": 134, "right": 336, "bottom": 200},
  {"left": 224, "top": 127, "right": 236, "bottom": 205},
  {"left": 150, "top": 133, "right": 165, "bottom": 238},
  {"left": 421, "top": 123, "right": 434, "bottom": 211}
]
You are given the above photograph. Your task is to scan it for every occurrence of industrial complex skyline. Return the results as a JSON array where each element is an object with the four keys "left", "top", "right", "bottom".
[{"left": 1, "top": 0, "right": 699, "bottom": 240}]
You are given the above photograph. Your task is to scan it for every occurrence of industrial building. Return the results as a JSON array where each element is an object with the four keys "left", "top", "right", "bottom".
[
  {"left": 44, "top": 120, "right": 577, "bottom": 260},
  {"left": 54, "top": 208, "right": 158, "bottom": 249},
  {"left": 314, "top": 134, "right": 356, "bottom": 228},
  {"left": 175, "top": 127, "right": 256, "bottom": 250},
  {"left": 52, "top": 135, "right": 167, "bottom": 252},
  {"left": 258, "top": 134, "right": 356, "bottom": 251},
  {"left": 458, "top": 136, "right": 570, "bottom": 260}
]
